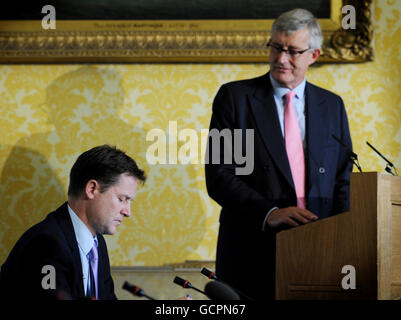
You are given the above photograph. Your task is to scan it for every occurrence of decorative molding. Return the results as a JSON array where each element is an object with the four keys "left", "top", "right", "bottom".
[
  {"left": 323, "top": 0, "right": 374, "bottom": 62},
  {"left": 111, "top": 261, "right": 215, "bottom": 272},
  {"left": 0, "top": 0, "right": 373, "bottom": 63}
]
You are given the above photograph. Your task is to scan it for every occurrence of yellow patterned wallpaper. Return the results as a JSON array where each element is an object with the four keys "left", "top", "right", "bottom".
[{"left": 0, "top": 0, "right": 400, "bottom": 267}]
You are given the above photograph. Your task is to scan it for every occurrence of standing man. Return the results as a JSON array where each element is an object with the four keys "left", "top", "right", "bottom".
[
  {"left": 0, "top": 145, "right": 146, "bottom": 299},
  {"left": 205, "top": 8, "right": 353, "bottom": 300}
]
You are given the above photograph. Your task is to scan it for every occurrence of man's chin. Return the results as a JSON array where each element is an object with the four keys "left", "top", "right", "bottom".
[
  {"left": 271, "top": 71, "right": 297, "bottom": 88},
  {"left": 103, "top": 227, "right": 117, "bottom": 235}
]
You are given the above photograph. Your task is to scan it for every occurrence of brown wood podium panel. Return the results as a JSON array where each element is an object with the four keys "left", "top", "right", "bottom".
[{"left": 276, "top": 172, "right": 401, "bottom": 300}]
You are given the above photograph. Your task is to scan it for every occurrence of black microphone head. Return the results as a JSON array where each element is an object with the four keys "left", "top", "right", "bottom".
[
  {"left": 201, "top": 268, "right": 218, "bottom": 280},
  {"left": 385, "top": 165, "right": 395, "bottom": 175},
  {"left": 173, "top": 276, "right": 192, "bottom": 288},
  {"left": 122, "top": 281, "right": 145, "bottom": 297},
  {"left": 204, "top": 281, "right": 241, "bottom": 300}
]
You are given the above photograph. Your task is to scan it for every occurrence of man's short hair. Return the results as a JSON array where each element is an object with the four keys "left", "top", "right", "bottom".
[
  {"left": 68, "top": 144, "right": 146, "bottom": 198},
  {"left": 271, "top": 8, "right": 323, "bottom": 50}
]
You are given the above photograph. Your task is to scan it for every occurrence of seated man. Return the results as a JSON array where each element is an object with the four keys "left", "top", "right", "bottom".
[{"left": 0, "top": 144, "right": 146, "bottom": 299}]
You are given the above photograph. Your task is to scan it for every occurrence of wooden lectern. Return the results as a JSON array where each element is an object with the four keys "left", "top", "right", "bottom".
[{"left": 276, "top": 172, "right": 401, "bottom": 300}]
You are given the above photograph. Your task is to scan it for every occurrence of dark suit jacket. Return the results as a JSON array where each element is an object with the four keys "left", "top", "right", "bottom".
[
  {"left": 205, "top": 73, "right": 353, "bottom": 300},
  {"left": 0, "top": 202, "right": 117, "bottom": 300}
]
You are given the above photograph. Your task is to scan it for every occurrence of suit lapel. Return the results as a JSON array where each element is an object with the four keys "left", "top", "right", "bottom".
[
  {"left": 248, "top": 76, "right": 329, "bottom": 199},
  {"left": 97, "top": 236, "right": 106, "bottom": 299},
  {"left": 55, "top": 202, "right": 85, "bottom": 297},
  {"left": 248, "top": 74, "right": 294, "bottom": 188},
  {"left": 98, "top": 234, "right": 119, "bottom": 299},
  {"left": 305, "top": 82, "right": 328, "bottom": 192}
]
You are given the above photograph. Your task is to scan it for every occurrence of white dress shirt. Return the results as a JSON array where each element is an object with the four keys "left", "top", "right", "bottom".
[
  {"left": 67, "top": 204, "right": 97, "bottom": 296},
  {"left": 269, "top": 73, "right": 306, "bottom": 149}
]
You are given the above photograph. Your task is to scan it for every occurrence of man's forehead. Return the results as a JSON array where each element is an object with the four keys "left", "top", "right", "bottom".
[
  {"left": 113, "top": 172, "right": 138, "bottom": 184},
  {"left": 271, "top": 28, "right": 310, "bottom": 44},
  {"left": 110, "top": 174, "right": 138, "bottom": 192},
  {"left": 112, "top": 186, "right": 137, "bottom": 201}
]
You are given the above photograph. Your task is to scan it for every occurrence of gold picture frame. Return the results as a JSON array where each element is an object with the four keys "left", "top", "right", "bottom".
[{"left": 0, "top": 0, "right": 373, "bottom": 63}]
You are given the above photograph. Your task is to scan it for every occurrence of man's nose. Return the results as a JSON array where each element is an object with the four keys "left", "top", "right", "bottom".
[
  {"left": 276, "top": 50, "right": 290, "bottom": 64},
  {"left": 122, "top": 203, "right": 131, "bottom": 217}
]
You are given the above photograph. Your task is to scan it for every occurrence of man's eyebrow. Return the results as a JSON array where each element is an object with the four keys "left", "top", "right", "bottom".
[
  {"left": 271, "top": 42, "right": 304, "bottom": 49},
  {"left": 120, "top": 194, "right": 135, "bottom": 201}
]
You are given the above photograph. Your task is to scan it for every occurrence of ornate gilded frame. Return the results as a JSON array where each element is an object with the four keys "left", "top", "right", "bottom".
[{"left": 0, "top": 0, "right": 373, "bottom": 63}]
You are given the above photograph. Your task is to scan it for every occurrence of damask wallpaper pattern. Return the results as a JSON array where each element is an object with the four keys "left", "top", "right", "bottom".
[{"left": 0, "top": 0, "right": 400, "bottom": 267}]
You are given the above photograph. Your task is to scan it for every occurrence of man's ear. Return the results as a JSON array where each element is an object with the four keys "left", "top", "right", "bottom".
[
  {"left": 309, "top": 48, "right": 321, "bottom": 65},
  {"left": 85, "top": 179, "right": 99, "bottom": 200}
]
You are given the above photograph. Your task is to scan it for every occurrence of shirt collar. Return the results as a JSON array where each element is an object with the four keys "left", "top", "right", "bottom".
[
  {"left": 67, "top": 204, "right": 97, "bottom": 256},
  {"left": 269, "top": 73, "right": 306, "bottom": 100}
]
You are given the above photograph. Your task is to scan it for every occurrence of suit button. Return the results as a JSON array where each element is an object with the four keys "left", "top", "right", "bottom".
[{"left": 319, "top": 167, "right": 325, "bottom": 174}]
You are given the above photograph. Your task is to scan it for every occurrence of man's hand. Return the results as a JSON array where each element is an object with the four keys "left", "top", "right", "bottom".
[{"left": 266, "top": 207, "right": 318, "bottom": 228}]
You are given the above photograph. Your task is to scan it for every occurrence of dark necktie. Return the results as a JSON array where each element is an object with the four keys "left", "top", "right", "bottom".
[{"left": 87, "top": 241, "right": 98, "bottom": 299}]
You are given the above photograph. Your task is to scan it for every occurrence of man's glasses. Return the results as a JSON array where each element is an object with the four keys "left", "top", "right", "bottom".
[{"left": 267, "top": 41, "right": 312, "bottom": 58}]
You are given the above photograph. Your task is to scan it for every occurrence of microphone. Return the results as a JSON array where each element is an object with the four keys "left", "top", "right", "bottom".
[
  {"left": 173, "top": 276, "right": 207, "bottom": 297},
  {"left": 366, "top": 141, "right": 398, "bottom": 176},
  {"left": 122, "top": 281, "right": 156, "bottom": 300},
  {"left": 200, "top": 268, "right": 253, "bottom": 300},
  {"left": 201, "top": 267, "right": 218, "bottom": 280},
  {"left": 332, "top": 134, "right": 362, "bottom": 172},
  {"left": 204, "top": 281, "right": 241, "bottom": 300}
]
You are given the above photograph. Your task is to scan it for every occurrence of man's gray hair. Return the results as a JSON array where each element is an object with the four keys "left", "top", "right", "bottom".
[{"left": 271, "top": 8, "right": 323, "bottom": 50}]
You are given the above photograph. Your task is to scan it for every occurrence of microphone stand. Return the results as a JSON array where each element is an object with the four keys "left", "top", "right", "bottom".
[
  {"left": 200, "top": 268, "right": 254, "bottom": 301},
  {"left": 366, "top": 141, "right": 398, "bottom": 176},
  {"left": 331, "top": 134, "right": 362, "bottom": 172},
  {"left": 122, "top": 281, "right": 156, "bottom": 300},
  {"left": 173, "top": 276, "right": 207, "bottom": 296},
  {"left": 350, "top": 153, "right": 363, "bottom": 173}
]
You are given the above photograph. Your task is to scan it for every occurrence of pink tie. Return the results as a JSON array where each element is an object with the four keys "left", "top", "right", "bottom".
[{"left": 284, "top": 91, "right": 306, "bottom": 209}]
